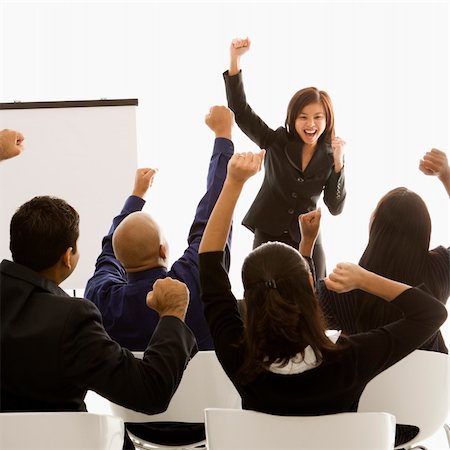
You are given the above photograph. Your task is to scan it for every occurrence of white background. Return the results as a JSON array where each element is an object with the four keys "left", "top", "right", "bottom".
[
  {"left": 0, "top": 103, "right": 138, "bottom": 289},
  {"left": 1, "top": 0, "right": 448, "bottom": 338}
]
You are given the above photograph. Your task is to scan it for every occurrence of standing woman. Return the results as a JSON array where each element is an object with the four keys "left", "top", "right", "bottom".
[{"left": 224, "top": 37, "right": 346, "bottom": 277}]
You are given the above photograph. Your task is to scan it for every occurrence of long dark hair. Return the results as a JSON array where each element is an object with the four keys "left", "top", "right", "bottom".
[
  {"left": 285, "top": 87, "right": 335, "bottom": 145},
  {"left": 355, "top": 187, "right": 435, "bottom": 330},
  {"left": 239, "top": 242, "right": 342, "bottom": 384}
]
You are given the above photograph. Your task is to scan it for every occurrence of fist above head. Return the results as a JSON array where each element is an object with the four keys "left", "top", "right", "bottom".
[
  {"left": 227, "top": 150, "right": 265, "bottom": 184},
  {"left": 231, "top": 37, "right": 251, "bottom": 55},
  {"left": 205, "top": 105, "right": 234, "bottom": 138}
]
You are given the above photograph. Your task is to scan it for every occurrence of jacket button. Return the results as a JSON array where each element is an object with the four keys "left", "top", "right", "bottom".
[
  {"left": 288, "top": 208, "right": 294, "bottom": 214},
  {"left": 297, "top": 177, "right": 304, "bottom": 183},
  {"left": 291, "top": 192, "right": 298, "bottom": 198}
]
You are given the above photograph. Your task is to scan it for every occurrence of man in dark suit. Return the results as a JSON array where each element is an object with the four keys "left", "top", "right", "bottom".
[{"left": 0, "top": 195, "right": 197, "bottom": 448}]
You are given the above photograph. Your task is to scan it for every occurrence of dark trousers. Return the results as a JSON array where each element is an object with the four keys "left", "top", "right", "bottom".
[{"left": 253, "top": 229, "right": 326, "bottom": 279}]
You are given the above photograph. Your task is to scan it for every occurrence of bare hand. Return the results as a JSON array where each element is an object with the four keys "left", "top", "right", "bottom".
[
  {"left": 299, "top": 209, "right": 321, "bottom": 243},
  {"left": 419, "top": 148, "right": 449, "bottom": 177},
  {"left": 419, "top": 148, "right": 450, "bottom": 196},
  {"left": 146, "top": 277, "right": 189, "bottom": 321},
  {"left": 205, "top": 105, "right": 234, "bottom": 139},
  {"left": 230, "top": 37, "right": 251, "bottom": 59},
  {"left": 132, "top": 168, "right": 158, "bottom": 198},
  {"left": 0, "top": 129, "right": 24, "bottom": 162},
  {"left": 324, "top": 262, "right": 367, "bottom": 293},
  {"left": 227, "top": 150, "right": 265, "bottom": 184},
  {"left": 331, "top": 136, "right": 345, "bottom": 172}
]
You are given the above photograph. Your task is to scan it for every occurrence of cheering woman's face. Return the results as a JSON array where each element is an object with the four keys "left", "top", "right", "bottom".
[{"left": 295, "top": 102, "right": 326, "bottom": 145}]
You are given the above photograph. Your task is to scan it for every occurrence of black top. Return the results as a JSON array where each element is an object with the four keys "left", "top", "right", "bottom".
[
  {"left": 223, "top": 70, "right": 346, "bottom": 242},
  {"left": 199, "top": 251, "right": 447, "bottom": 415},
  {"left": 317, "top": 245, "right": 450, "bottom": 353},
  {"left": 0, "top": 259, "right": 197, "bottom": 413}
]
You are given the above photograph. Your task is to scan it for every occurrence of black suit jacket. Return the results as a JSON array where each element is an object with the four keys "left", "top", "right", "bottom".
[
  {"left": 224, "top": 70, "right": 346, "bottom": 242},
  {"left": 0, "top": 259, "right": 197, "bottom": 413}
]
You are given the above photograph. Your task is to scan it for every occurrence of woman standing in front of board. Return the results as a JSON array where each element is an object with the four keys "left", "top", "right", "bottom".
[{"left": 224, "top": 37, "right": 346, "bottom": 278}]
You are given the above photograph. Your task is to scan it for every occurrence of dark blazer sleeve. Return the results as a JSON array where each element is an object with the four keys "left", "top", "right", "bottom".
[
  {"left": 61, "top": 299, "right": 197, "bottom": 414},
  {"left": 223, "top": 70, "right": 277, "bottom": 150},
  {"left": 199, "top": 251, "right": 244, "bottom": 377},
  {"left": 349, "top": 286, "right": 447, "bottom": 382},
  {"left": 323, "top": 165, "right": 346, "bottom": 215}
]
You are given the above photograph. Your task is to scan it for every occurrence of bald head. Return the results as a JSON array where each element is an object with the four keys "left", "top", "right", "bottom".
[{"left": 112, "top": 212, "right": 167, "bottom": 272}]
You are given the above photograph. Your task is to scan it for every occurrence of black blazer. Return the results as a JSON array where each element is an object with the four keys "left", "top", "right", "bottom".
[
  {"left": 224, "top": 70, "right": 346, "bottom": 242},
  {"left": 0, "top": 259, "right": 197, "bottom": 413}
]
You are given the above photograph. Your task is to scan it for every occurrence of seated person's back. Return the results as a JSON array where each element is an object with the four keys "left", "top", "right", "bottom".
[
  {"left": 1, "top": 196, "right": 196, "bottom": 416},
  {"left": 197, "top": 150, "right": 447, "bottom": 447},
  {"left": 317, "top": 148, "right": 450, "bottom": 353},
  {"left": 84, "top": 106, "right": 235, "bottom": 351}
]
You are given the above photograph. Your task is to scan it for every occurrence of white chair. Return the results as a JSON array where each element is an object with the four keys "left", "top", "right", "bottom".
[
  {"left": 109, "top": 351, "right": 241, "bottom": 449},
  {"left": 204, "top": 408, "right": 396, "bottom": 450},
  {"left": 0, "top": 412, "right": 124, "bottom": 450},
  {"left": 358, "top": 350, "right": 449, "bottom": 450}
]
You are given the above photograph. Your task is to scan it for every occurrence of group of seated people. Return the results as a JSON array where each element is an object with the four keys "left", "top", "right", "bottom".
[{"left": 0, "top": 100, "right": 448, "bottom": 449}]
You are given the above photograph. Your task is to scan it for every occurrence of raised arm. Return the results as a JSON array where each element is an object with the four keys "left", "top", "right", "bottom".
[
  {"left": 419, "top": 148, "right": 450, "bottom": 197},
  {"left": 325, "top": 262, "right": 410, "bottom": 301},
  {"left": 199, "top": 149, "right": 265, "bottom": 254},
  {"left": 84, "top": 168, "right": 157, "bottom": 299},
  {"left": 224, "top": 37, "right": 277, "bottom": 149},
  {"left": 229, "top": 37, "right": 251, "bottom": 76},
  {"left": 171, "top": 106, "right": 235, "bottom": 269},
  {"left": 298, "top": 209, "right": 321, "bottom": 258},
  {"left": 64, "top": 277, "right": 197, "bottom": 414},
  {"left": 325, "top": 262, "right": 447, "bottom": 378}
]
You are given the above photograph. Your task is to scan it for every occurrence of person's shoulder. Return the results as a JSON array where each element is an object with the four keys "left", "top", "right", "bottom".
[
  {"left": 429, "top": 245, "right": 450, "bottom": 260},
  {"left": 275, "top": 126, "right": 289, "bottom": 140}
]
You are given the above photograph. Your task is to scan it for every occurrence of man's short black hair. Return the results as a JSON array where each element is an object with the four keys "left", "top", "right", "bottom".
[{"left": 10, "top": 196, "right": 79, "bottom": 271}]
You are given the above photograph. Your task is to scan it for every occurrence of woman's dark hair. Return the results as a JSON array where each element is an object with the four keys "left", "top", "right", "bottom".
[
  {"left": 355, "top": 187, "right": 436, "bottom": 330},
  {"left": 285, "top": 87, "right": 335, "bottom": 144},
  {"left": 10, "top": 196, "right": 80, "bottom": 272},
  {"left": 239, "top": 242, "right": 341, "bottom": 384}
]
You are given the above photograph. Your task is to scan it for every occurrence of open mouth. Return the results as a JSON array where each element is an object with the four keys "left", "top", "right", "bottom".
[{"left": 304, "top": 129, "right": 317, "bottom": 138}]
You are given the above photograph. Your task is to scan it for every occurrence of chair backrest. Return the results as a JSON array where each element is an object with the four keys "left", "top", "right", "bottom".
[
  {"left": 109, "top": 350, "right": 241, "bottom": 423},
  {"left": 358, "top": 350, "right": 449, "bottom": 447},
  {"left": 0, "top": 412, "right": 124, "bottom": 450},
  {"left": 204, "top": 408, "right": 396, "bottom": 450}
]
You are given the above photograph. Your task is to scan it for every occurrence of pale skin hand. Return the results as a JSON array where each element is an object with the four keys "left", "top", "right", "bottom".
[
  {"left": 324, "top": 262, "right": 410, "bottom": 302},
  {"left": 419, "top": 148, "right": 450, "bottom": 197},
  {"left": 226, "top": 150, "right": 265, "bottom": 185},
  {"left": 132, "top": 168, "right": 158, "bottom": 198},
  {"left": 0, "top": 129, "right": 24, "bottom": 162},
  {"left": 331, "top": 136, "right": 345, "bottom": 172},
  {"left": 146, "top": 277, "right": 190, "bottom": 321},
  {"left": 324, "top": 262, "right": 369, "bottom": 293},
  {"left": 298, "top": 209, "right": 321, "bottom": 257},
  {"left": 229, "top": 37, "right": 251, "bottom": 76},
  {"left": 205, "top": 105, "right": 235, "bottom": 140}
]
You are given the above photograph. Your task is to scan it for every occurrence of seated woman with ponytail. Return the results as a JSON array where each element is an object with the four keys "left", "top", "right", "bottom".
[{"left": 198, "top": 149, "right": 447, "bottom": 439}]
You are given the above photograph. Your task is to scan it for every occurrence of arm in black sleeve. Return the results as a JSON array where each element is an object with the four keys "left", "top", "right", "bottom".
[
  {"left": 351, "top": 286, "right": 447, "bottom": 381},
  {"left": 223, "top": 70, "right": 277, "bottom": 149},
  {"left": 323, "top": 166, "right": 346, "bottom": 215},
  {"left": 62, "top": 300, "right": 197, "bottom": 414}
]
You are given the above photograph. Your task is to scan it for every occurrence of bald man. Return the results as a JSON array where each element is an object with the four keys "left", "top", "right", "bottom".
[{"left": 85, "top": 106, "right": 234, "bottom": 351}]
